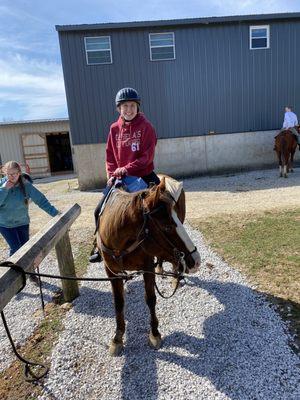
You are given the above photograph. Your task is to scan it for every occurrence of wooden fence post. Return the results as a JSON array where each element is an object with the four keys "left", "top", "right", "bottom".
[
  {"left": 55, "top": 230, "right": 79, "bottom": 302},
  {"left": 0, "top": 204, "right": 81, "bottom": 312}
]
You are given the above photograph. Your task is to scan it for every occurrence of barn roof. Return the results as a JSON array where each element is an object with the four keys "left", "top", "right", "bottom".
[
  {"left": 0, "top": 118, "right": 69, "bottom": 127},
  {"left": 56, "top": 12, "right": 300, "bottom": 32}
]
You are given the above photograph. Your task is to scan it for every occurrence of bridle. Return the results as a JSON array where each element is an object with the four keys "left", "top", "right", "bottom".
[{"left": 99, "top": 194, "right": 197, "bottom": 272}]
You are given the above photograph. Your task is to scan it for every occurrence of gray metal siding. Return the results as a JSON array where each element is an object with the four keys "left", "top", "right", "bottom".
[{"left": 58, "top": 19, "right": 300, "bottom": 145}]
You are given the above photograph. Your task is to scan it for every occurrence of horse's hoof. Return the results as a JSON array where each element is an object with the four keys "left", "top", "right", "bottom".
[
  {"left": 109, "top": 341, "right": 123, "bottom": 356},
  {"left": 284, "top": 175, "right": 288, "bottom": 178},
  {"left": 155, "top": 266, "right": 163, "bottom": 274},
  {"left": 149, "top": 333, "right": 162, "bottom": 349},
  {"left": 172, "top": 278, "right": 183, "bottom": 289}
]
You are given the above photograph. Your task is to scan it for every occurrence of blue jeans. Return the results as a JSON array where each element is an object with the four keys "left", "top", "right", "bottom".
[{"left": 0, "top": 225, "right": 30, "bottom": 256}]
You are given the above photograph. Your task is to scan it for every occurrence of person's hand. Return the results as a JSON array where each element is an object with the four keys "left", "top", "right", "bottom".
[
  {"left": 3, "top": 180, "right": 14, "bottom": 189},
  {"left": 107, "top": 177, "right": 115, "bottom": 187},
  {"left": 113, "top": 167, "right": 127, "bottom": 179}
]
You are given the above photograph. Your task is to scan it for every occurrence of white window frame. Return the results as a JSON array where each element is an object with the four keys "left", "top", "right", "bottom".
[
  {"left": 84, "top": 36, "right": 113, "bottom": 65},
  {"left": 249, "top": 25, "right": 270, "bottom": 50},
  {"left": 149, "top": 32, "right": 176, "bottom": 61}
]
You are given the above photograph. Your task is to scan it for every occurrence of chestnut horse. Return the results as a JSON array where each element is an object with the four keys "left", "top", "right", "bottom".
[
  {"left": 274, "top": 128, "right": 298, "bottom": 178},
  {"left": 97, "top": 177, "right": 200, "bottom": 355}
]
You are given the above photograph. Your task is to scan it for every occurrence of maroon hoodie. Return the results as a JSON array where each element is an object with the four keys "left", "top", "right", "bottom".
[{"left": 106, "top": 113, "right": 157, "bottom": 177}]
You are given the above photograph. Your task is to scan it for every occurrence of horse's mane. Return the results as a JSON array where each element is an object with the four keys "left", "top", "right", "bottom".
[{"left": 104, "top": 177, "right": 182, "bottom": 235}]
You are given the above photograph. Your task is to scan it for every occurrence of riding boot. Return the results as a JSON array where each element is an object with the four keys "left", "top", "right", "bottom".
[
  {"left": 89, "top": 237, "right": 102, "bottom": 263},
  {"left": 89, "top": 251, "right": 102, "bottom": 263}
]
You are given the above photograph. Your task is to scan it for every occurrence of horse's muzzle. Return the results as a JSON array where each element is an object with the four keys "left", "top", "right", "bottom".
[{"left": 187, "top": 251, "right": 201, "bottom": 274}]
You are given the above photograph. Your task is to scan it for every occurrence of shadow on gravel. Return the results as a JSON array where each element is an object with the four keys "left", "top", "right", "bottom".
[
  {"left": 182, "top": 167, "right": 300, "bottom": 193},
  {"left": 72, "top": 285, "right": 115, "bottom": 318},
  {"left": 109, "top": 277, "right": 300, "bottom": 400},
  {"left": 263, "top": 293, "right": 300, "bottom": 356},
  {"left": 14, "top": 281, "right": 60, "bottom": 303}
]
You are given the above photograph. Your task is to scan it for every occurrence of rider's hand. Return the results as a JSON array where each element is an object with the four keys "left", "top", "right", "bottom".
[
  {"left": 3, "top": 180, "right": 14, "bottom": 189},
  {"left": 107, "top": 177, "right": 115, "bottom": 187},
  {"left": 113, "top": 167, "right": 127, "bottom": 179}
]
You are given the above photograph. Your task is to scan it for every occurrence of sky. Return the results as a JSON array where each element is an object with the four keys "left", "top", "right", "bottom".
[{"left": 0, "top": 0, "right": 299, "bottom": 122}]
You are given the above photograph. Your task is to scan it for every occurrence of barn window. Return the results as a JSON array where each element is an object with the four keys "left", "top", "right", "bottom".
[
  {"left": 249, "top": 25, "right": 270, "bottom": 49},
  {"left": 149, "top": 32, "right": 175, "bottom": 61},
  {"left": 84, "top": 36, "right": 112, "bottom": 65}
]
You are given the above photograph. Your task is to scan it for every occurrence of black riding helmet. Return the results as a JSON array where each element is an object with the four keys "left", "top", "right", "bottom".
[{"left": 115, "top": 87, "right": 141, "bottom": 107}]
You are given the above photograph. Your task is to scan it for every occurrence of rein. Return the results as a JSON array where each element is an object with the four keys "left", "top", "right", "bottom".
[{"left": 0, "top": 260, "right": 181, "bottom": 382}]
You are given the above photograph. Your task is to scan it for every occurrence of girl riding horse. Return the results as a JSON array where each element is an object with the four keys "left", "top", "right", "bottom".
[{"left": 90, "top": 88, "right": 160, "bottom": 262}]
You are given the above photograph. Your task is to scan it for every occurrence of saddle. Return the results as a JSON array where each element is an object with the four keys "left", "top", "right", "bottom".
[{"left": 98, "top": 176, "right": 148, "bottom": 219}]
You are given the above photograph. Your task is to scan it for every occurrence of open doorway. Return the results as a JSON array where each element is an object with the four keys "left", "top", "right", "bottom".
[{"left": 46, "top": 132, "right": 74, "bottom": 173}]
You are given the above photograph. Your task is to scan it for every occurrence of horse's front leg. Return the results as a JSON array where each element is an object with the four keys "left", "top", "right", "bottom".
[
  {"left": 107, "top": 267, "right": 125, "bottom": 356},
  {"left": 143, "top": 270, "right": 162, "bottom": 349}
]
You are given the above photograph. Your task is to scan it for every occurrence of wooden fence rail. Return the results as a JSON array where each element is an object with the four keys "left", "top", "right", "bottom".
[{"left": 0, "top": 203, "right": 81, "bottom": 312}]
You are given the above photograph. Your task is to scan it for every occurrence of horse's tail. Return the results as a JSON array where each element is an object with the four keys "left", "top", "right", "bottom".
[{"left": 279, "top": 134, "right": 287, "bottom": 164}]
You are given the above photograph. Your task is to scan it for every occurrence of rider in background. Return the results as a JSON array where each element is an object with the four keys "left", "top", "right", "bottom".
[
  {"left": 89, "top": 87, "right": 160, "bottom": 263},
  {"left": 278, "top": 106, "right": 300, "bottom": 149}
]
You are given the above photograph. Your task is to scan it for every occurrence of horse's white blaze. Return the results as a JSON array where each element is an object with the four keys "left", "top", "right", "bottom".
[{"left": 171, "top": 210, "right": 201, "bottom": 273}]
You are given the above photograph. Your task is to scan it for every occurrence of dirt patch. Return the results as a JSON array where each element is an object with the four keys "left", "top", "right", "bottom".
[{"left": 0, "top": 303, "right": 67, "bottom": 400}]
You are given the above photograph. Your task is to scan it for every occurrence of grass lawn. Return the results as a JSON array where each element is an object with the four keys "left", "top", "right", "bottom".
[{"left": 190, "top": 208, "right": 300, "bottom": 353}]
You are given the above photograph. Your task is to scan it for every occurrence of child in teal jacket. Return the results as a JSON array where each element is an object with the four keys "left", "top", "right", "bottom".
[{"left": 0, "top": 161, "right": 59, "bottom": 256}]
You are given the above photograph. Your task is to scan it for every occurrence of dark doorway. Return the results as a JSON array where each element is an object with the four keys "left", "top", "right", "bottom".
[{"left": 46, "top": 132, "right": 74, "bottom": 173}]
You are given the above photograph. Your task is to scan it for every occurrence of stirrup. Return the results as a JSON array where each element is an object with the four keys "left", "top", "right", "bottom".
[{"left": 89, "top": 251, "right": 102, "bottom": 263}]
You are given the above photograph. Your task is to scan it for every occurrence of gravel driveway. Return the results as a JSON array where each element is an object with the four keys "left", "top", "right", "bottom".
[
  {"left": 0, "top": 168, "right": 299, "bottom": 399},
  {"left": 184, "top": 166, "right": 300, "bottom": 219},
  {"left": 36, "top": 225, "right": 300, "bottom": 400}
]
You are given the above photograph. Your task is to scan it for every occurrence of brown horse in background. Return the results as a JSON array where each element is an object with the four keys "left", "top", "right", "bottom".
[
  {"left": 274, "top": 128, "right": 298, "bottom": 178},
  {"left": 97, "top": 177, "right": 200, "bottom": 356}
]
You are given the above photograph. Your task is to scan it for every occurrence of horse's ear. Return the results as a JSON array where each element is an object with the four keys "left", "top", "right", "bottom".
[
  {"left": 143, "top": 177, "right": 166, "bottom": 210},
  {"left": 158, "top": 176, "right": 166, "bottom": 192},
  {"left": 145, "top": 185, "right": 161, "bottom": 210}
]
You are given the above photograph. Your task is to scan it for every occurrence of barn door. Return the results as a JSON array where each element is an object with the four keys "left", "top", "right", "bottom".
[{"left": 21, "top": 134, "right": 51, "bottom": 177}]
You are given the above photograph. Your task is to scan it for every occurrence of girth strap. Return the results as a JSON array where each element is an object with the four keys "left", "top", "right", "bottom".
[{"left": 99, "top": 236, "right": 146, "bottom": 262}]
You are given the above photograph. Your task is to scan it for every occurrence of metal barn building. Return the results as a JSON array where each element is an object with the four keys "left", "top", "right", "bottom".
[
  {"left": 56, "top": 13, "right": 300, "bottom": 189},
  {"left": 0, "top": 119, "right": 75, "bottom": 178}
]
